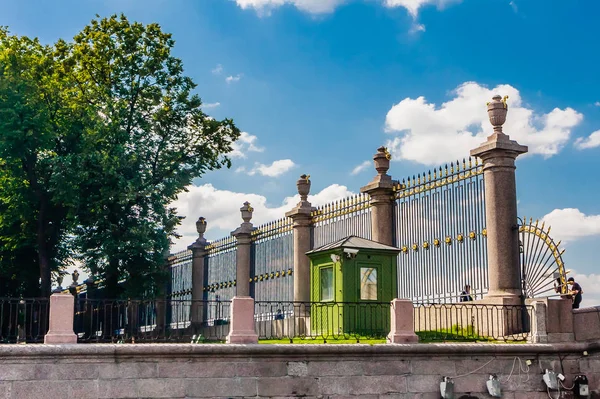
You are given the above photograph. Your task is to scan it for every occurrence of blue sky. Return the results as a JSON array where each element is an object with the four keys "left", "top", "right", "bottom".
[{"left": 2, "top": 0, "right": 599, "bottom": 303}]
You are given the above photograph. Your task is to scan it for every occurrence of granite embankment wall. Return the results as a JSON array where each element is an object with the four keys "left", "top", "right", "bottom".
[{"left": 0, "top": 342, "right": 599, "bottom": 399}]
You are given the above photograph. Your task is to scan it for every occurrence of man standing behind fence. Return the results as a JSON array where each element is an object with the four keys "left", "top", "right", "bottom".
[
  {"left": 460, "top": 285, "right": 473, "bottom": 302},
  {"left": 567, "top": 277, "right": 583, "bottom": 309}
]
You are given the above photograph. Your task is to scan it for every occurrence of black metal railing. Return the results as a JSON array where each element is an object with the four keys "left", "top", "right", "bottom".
[
  {"left": 413, "top": 303, "right": 532, "bottom": 342},
  {"left": 255, "top": 301, "right": 391, "bottom": 343},
  {"left": 0, "top": 298, "right": 49, "bottom": 343},
  {"left": 73, "top": 299, "right": 230, "bottom": 343}
]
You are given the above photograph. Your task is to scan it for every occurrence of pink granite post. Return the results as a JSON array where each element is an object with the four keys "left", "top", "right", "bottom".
[
  {"left": 232, "top": 203, "right": 254, "bottom": 297},
  {"left": 44, "top": 293, "right": 77, "bottom": 344},
  {"left": 387, "top": 299, "right": 419, "bottom": 344},
  {"left": 285, "top": 174, "right": 315, "bottom": 304},
  {"left": 471, "top": 95, "right": 528, "bottom": 301},
  {"left": 360, "top": 147, "right": 396, "bottom": 246},
  {"left": 226, "top": 296, "right": 258, "bottom": 344},
  {"left": 189, "top": 217, "right": 209, "bottom": 326}
]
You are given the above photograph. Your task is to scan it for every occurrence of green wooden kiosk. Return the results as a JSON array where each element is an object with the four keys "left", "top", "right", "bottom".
[{"left": 306, "top": 236, "right": 400, "bottom": 337}]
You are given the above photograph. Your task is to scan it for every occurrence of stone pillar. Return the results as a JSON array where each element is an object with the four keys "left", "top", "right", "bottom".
[
  {"left": 530, "top": 301, "right": 548, "bottom": 343},
  {"left": 387, "top": 299, "right": 419, "bottom": 344},
  {"left": 231, "top": 202, "right": 254, "bottom": 297},
  {"left": 226, "top": 296, "right": 258, "bottom": 344},
  {"left": 285, "top": 174, "right": 315, "bottom": 304},
  {"left": 470, "top": 95, "right": 527, "bottom": 301},
  {"left": 189, "top": 217, "right": 209, "bottom": 326},
  {"left": 360, "top": 147, "right": 396, "bottom": 246},
  {"left": 44, "top": 293, "right": 77, "bottom": 344}
]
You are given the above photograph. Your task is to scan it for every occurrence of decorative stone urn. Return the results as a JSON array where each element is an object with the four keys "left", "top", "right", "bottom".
[
  {"left": 240, "top": 202, "right": 253, "bottom": 224},
  {"left": 297, "top": 174, "right": 311, "bottom": 202},
  {"left": 487, "top": 95, "right": 509, "bottom": 134},
  {"left": 71, "top": 270, "right": 79, "bottom": 287},
  {"left": 196, "top": 217, "right": 207, "bottom": 237},
  {"left": 374, "top": 146, "right": 391, "bottom": 175}
]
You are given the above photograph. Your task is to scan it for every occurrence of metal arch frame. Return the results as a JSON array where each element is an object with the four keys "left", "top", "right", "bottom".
[{"left": 518, "top": 217, "right": 567, "bottom": 298}]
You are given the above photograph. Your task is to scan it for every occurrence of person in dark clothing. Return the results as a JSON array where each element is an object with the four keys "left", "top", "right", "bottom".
[
  {"left": 567, "top": 277, "right": 583, "bottom": 309},
  {"left": 460, "top": 285, "right": 473, "bottom": 302}
]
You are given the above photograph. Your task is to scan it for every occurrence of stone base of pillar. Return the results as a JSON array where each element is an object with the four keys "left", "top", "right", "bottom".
[
  {"left": 44, "top": 293, "right": 77, "bottom": 344},
  {"left": 387, "top": 299, "right": 419, "bottom": 344},
  {"left": 226, "top": 296, "right": 258, "bottom": 344}
]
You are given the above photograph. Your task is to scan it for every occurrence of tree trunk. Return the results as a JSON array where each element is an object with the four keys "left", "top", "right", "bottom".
[{"left": 37, "top": 202, "right": 52, "bottom": 298}]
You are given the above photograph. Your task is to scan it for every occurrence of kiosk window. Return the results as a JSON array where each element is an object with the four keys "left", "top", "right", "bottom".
[{"left": 360, "top": 267, "right": 377, "bottom": 300}]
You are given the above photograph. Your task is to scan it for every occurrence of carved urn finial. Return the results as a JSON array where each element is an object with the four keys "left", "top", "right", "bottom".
[
  {"left": 487, "top": 95, "right": 509, "bottom": 134},
  {"left": 71, "top": 269, "right": 80, "bottom": 286},
  {"left": 297, "top": 174, "right": 311, "bottom": 202},
  {"left": 196, "top": 217, "right": 207, "bottom": 237},
  {"left": 241, "top": 201, "right": 253, "bottom": 224},
  {"left": 374, "top": 146, "right": 391, "bottom": 175}
]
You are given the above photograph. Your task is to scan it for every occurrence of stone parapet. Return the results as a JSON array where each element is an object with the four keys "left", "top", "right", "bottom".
[{"left": 0, "top": 342, "right": 599, "bottom": 398}]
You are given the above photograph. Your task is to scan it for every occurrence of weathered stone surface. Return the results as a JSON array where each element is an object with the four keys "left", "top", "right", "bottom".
[
  {"left": 257, "top": 376, "right": 318, "bottom": 397},
  {"left": 98, "top": 379, "right": 138, "bottom": 399},
  {"left": 287, "top": 361, "right": 308, "bottom": 376},
  {"left": 136, "top": 378, "right": 186, "bottom": 398},
  {"left": 319, "top": 375, "right": 407, "bottom": 395},
  {"left": 411, "top": 360, "right": 456, "bottom": 375},
  {"left": 308, "top": 360, "right": 410, "bottom": 376},
  {"left": 98, "top": 362, "right": 158, "bottom": 379},
  {"left": 406, "top": 374, "right": 441, "bottom": 393},
  {"left": 186, "top": 377, "right": 256, "bottom": 397}
]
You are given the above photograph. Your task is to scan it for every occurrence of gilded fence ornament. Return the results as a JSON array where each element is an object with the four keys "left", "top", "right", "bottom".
[
  {"left": 433, "top": 238, "right": 441, "bottom": 247},
  {"left": 445, "top": 236, "right": 452, "bottom": 245},
  {"left": 423, "top": 241, "right": 430, "bottom": 249},
  {"left": 457, "top": 234, "right": 464, "bottom": 242}
]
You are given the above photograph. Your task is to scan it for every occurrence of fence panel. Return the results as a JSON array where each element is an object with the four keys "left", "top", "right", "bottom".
[
  {"left": 252, "top": 218, "right": 294, "bottom": 302},
  {"left": 0, "top": 298, "right": 49, "bottom": 343},
  {"left": 395, "top": 159, "right": 487, "bottom": 304},
  {"left": 313, "top": 194, "right": 372, "bottom": 248}
]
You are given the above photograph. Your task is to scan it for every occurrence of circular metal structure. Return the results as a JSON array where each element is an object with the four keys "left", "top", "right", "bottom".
[{"left": 518, "top": 217, "right": 568, "bottom": 298}]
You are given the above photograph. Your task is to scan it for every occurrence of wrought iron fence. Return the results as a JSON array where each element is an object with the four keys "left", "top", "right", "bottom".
[
  {"left": 413, "top": 303, "right": 532, "bottom": 342},
  {"left": 73, "top": 299, "right": 230, "bottom": 343},
  {"left": 312, "top": 194, "right": 372, "bottom": 248},
  {"left": 395, "top": 159, "right": 488, "bottom": 304},
  {"left": 251, "top": 217, "right": 294, "bottom": 302},
  {"left": 254, "top": 301, "right": 391, "bottom": 342},
  {"left": 0, "top": 298, "right": 49, "bottom": 343}
]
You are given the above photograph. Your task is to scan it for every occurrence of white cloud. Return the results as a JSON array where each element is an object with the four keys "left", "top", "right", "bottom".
[
  {"left": 170, "top": 183, "right": 354, "bottom": 250},
  {"left": 541, "top": 208, "right": 600, "bottom": 244},
  {"left": 409, "top": 23, "right": 426, "bottom": 33},
  {"left": 509, "top": 0, "right": 518, "bottom": 13},
  {"left": 574, "top": 130, "right": 600, "bottom": 150},
  {"left": 594, "top": 101, "right": 600, "bottom": 107},
  {"left": 229, "top": 132, "right": 264, "bottom": 159},
  {"left": 245, "top": 159, "right": 296, "bottom": 177},
  {"left": 383, "top": 0, "right": 461, "bottom": 18},
  {"left": 233, "top": 0, "right": 460, "bottom": 16},
  {"left": 385, "top": 82, "right": 584, "bottom": 165},
  {"left": 234, "top": 0, "right": 345, "bottom": 14},
  {"left": 226, "top": 74, "right": 242, "bottom": 84},
  {"left": 203, "top": 102, "right": 221, "bottom": 109},
  {"left": 570, "top": 271, "right": 600, "bottom": 308},
  {"left": 351, "top": 160, "right": 372, "bottom": 175},
  {"left": 212, "top": 64, "right": 223, "bottom": 75}
]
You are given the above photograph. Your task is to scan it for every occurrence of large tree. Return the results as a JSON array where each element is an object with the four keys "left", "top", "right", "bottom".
[
  {"left": 0, "top": 29, "right": 85, "bottom": 297},
  {"left": 0, "top": 16, "right": 240, "bottom": 298},
  {"left": 60, "top": 14, "right": 240, "bottom": 298}
]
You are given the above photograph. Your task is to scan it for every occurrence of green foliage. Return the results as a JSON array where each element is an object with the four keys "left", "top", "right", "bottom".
[{"left": 0, "top": 15, "right": 240, "bottom": 298}]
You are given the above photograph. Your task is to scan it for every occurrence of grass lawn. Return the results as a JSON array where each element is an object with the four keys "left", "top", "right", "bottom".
[{"left": 259, "top": 337, "right": 387, "bottom": 344}]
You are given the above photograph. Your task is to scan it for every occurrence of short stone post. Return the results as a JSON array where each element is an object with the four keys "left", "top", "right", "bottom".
[
  {"left": 44, "top": 293, "right": 77, "bottom": 344},
  {"left": 530, "top": 301, "right": 548, "bottom": 343},
  {"left": 285, "top": 174, "right": 315, "bottom": 304},
  {"left": 231, "top": 202, "right": 254, "bottom": 297},
  {"left": 226, "top": 296, "right": 259, "bottom": 344},
  {"left": 471, "top": 95, "right": 528, "bottom": 301},
  {"left": 189, "top": 217, "right": 209, "bottom": 327},
  {"left": 360, "top": 147, "right": 396, "bottom": 246},
  {"left": 387, "top": 299, "right": 419, "bottom": 343}
]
